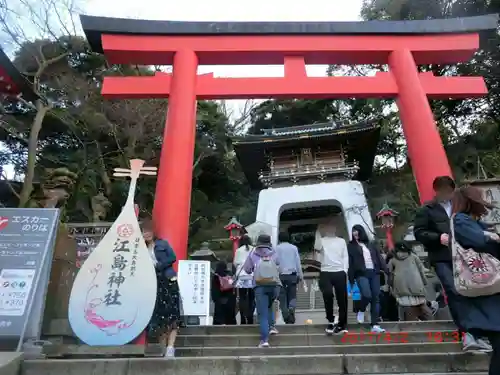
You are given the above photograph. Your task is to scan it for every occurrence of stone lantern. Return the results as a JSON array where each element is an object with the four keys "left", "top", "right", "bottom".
[
  {"left": 224, "top": 217, "right": 243, "bottom": 255},
  {"left": 190, "top": 241, "right": 219, "bottom": 263},
  {"left": 376, "top": 203, "right": 398, "bottom": 251}
]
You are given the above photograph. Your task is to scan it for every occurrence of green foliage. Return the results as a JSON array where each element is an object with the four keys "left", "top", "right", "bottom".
[
  {"left": 244, "top": 0, "right": 500, "bottom": 228},
  {"left": 0, "top": 37, "right": 255, "bottom": 250},
  {"left": 361, "top": 0, "right": 500, "bottom": 223},
  {"left": 248, "top": 99, "right": 337, "bottom": 134},
  {"left": 1, "top": 0, "right": 499, "bottom": 250}
]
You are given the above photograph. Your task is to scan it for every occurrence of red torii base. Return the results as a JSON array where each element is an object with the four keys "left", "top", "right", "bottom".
[{"left": 80, "top": 14, "right": 498, "bottom": 263}]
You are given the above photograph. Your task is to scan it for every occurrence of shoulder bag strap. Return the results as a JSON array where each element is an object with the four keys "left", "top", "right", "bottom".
[
  {"left": 449, "top": 213, "right": 457, "bottom": 258},
  {"left": 234, "top": 246, "right": 255, "bottom": 281}
]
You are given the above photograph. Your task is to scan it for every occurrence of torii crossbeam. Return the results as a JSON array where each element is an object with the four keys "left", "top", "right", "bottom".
[{"left": 80, "top": 13, "right": 499, "bottom": 263}]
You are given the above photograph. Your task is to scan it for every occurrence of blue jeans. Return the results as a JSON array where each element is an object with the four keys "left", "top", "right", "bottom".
[
  {"left": 254, "top": 285, "right": 279, "bottom": 341},
  {"left": 357, "top": 269, "right": 380, "bottom": 325}
]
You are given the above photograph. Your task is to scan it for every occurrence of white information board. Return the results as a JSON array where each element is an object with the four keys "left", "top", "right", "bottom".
[
  {"left": 178, "top": 260, "right": 211, "bottom": 319},
  {"left": 0, "top": 269, "right": 35, "bottom": 317}
]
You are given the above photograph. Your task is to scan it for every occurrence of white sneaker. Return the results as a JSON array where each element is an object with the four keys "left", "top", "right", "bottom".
[
  {"left": 371, "top": 325, "right": 386, "bottom": 333},
  {"left": 476, "top": 338, "right": 493, "bottom": 352},
  {"left": 269, "top": 327, "right": 279, "bottom": 335},
  {"left": 258, "top": 341, "right": 270, "bottom": 348},
  {"left": 430, "top": 301, "right": 439, "bottom": 316},
  {"left": 463, "top": 333, "right": 483, "bottom": 352},
  {"left": 164, "top": 346, "right": 175, "bottom": 358},
  {"left": 325, "top": 323, "right": 335, "bottom": 335},
  {"left": 356, "top": 311, "right": 365, "bottom": 323}
]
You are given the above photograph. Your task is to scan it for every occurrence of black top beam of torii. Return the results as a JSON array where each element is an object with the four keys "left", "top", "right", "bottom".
[{"left": 79, "top": 14, "right": 499, "bottom": 54}]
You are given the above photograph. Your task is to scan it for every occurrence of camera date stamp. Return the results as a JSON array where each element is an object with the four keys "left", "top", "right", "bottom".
[
  {"left": 341, "top": 331, "right": 464, "bottom": 344},
  {"left": 341, "top": 332, "right": 409, "bottom": 344}
]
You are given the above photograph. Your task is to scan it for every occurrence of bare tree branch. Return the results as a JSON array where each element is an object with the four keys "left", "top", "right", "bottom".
[
  {"left": 0, "top": 117, "right": 29, "bottom": 144},
  {"left": 219, "top": 99, "right": 259, "bottom": 135}
]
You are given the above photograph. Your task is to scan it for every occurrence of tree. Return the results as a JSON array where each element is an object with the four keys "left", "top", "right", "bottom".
[
  {"left": 361, "top": 0, "right": 500, "bottom": 174},
  {"left": 0, "top": 1, "right": 255, "bottom": 252},
  {"left": 0, "top": 0, "right": 85, "bottom": 207},
  {"left": 241, "top": 0, "right": 499, "bottom": 225},
  {"left": 357, "top": 0, "right": 500, "bottom": 221}
]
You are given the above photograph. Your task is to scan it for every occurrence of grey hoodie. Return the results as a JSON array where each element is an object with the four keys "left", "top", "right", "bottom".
[{"left": 388, "top": 251, "right": 428, "bottom": 298}]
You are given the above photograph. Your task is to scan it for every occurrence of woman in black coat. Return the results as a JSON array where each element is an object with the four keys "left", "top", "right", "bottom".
[
  {"left": 347, "top": 225, "right": 388, "bottom": 332},
  {"left": 211, "top": 261, "right": 237, "bottom": 325}
]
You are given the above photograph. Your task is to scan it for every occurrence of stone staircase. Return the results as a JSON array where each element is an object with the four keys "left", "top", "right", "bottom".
[{"left": 16, "top": 320, "right": 489, "bottom": 375}]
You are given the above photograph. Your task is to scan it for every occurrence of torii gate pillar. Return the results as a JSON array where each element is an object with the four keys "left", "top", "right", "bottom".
[
  {"left": 389, "top": 49, "right": 452, "bottom": 201},
  {"left": 153, "top": 50, "right": 198, "bottom": 260}
]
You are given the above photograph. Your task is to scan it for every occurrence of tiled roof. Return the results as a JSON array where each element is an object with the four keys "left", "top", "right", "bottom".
[{"left": 261, "top": 122, "right": 340, "bottom": 136}]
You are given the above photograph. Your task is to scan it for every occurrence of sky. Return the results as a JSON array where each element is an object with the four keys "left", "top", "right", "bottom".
[
  {"left": 3, "top": 0, "right": 364, "bottom": 116},
  {"left": 82, "top": 0, "right": 364, "bottom": 116},
  {"left": 83, "top": 0, "right": 363, "bottom": 80}
]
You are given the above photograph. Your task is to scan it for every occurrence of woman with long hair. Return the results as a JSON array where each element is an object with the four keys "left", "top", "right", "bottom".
[
  {"left": 450, "top": 186, "right": 500, "bottom": 374},
  {"left": 234, "top": 235, "right": 255, "bottom": 324},
  {"left": 347, "top": 224, "right": 388, "bottom": 333},
  {"left": 142, "top": 219, "right": 181, "bottom": 358}
]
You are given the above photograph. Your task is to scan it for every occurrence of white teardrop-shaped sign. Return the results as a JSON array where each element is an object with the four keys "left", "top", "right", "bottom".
[{"left": 68, "top": 160, "right": 157, "bottom": 345}]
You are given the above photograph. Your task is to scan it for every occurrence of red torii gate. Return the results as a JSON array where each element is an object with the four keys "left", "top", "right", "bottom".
[
  {"left": 0, "top": 48, "right": 38, "bottom": 101},
  {"left": 80, "top": 14, "right": 498, "bottom": 262}
]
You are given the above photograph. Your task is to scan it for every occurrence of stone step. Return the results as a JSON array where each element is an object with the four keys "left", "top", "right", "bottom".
[
  {"left": 42, "top": 341, "right": 461, "bottom": 359},
  {"left": 0, "top": 352, "right": 22, "bottom": 375},
  {"left": 21, "top": 352, "right": 489, "bottom": 375},
  {"left": 176, "top": 342, "right": 460, "bottom": 357},
  {"left": 180, "top": 320, "right": 455, "bottom": 335},
  {"left": 175, "top": 330, "right": 460, "bottom": 347}
]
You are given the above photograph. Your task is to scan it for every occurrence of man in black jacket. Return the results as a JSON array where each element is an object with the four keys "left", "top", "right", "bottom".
[{"left": 413, "top": 176, "right": 492, "bottom": 352}]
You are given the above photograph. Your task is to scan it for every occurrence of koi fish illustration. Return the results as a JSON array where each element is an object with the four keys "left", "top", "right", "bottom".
[
  {"left": 0, "top": 216, "right": 8, "bottom": 230},
  {"left": 82, "top": 265, "right": 137, "bottom": 336}
]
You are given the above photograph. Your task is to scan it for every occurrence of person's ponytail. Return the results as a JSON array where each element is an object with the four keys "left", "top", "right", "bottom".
[{"left": 239, "top": 234, "right": 252, "bottom": 251}]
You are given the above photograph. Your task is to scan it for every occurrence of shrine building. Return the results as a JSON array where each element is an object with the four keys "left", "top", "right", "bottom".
[
  {"left": 233, "top": 120, "right": 379, "bottom": 316},
  {"left": 233, "top": 120, "right": 380, "bottom": 250}
]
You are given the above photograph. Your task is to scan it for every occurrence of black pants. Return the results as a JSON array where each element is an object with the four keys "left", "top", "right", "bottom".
[
  {"left": 486, "top": 331, "right": 500, "bottom": 375},
  {"left": 279, "top": 273, "right": 298, "bottom": 322},
  {"left": 434, "top": 262, "right": 466, "bottom": 333},
  {"left": 319, "top": 271, "right": 348, "bottom": 328},
  {"left": 213, "top": 295, "right": 237, "bottom": 325},
  {"left": 352, "top": 300, "right": 363, "bottom": 313},
  {"left": 238, "top": 288, "right": 255, "bottom": 324},
  {"left": 380, "top": 291, "right": 399, "bottom": 321}
]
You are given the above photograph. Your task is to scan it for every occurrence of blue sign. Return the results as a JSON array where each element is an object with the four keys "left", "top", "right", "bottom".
[{"left": 0, "top": 208, "right": 60, "bottom": 351}]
